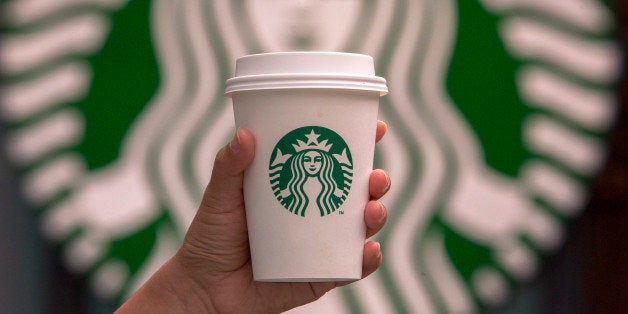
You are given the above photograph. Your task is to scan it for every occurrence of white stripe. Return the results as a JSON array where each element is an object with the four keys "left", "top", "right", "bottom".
[
  {"left": 43, "top": 197, "right": 80, "bottom": 240},
  {"left": 0, "top": 14, "right": 109, "bottom": 75},
  {"left": 245, "top": 0, "right": 361, "bottom": 52},
  {"left": 1, "top": 62, "right": 90, "bottom": 122},
  {"left": 494, "top": 240, "right": 538, "bottom": 281},
  {"left": 524, "top": 115, "right": 604, "bottom": 175},
  {"left": 361, "top": 0, "right": 397, "bottom": 57},
  {"left": 94, "top": 0, "right": 189, "bottom": 247},
  {"left": 501, "top": 17, "right": 620, "bottom": 84},
  {"left": 522, "top": 205, "right": 564, "bottom": 252},
  {"left": 350, "top": 273, "right": 393, "bottom": 314},
  {"left": 1, "top": 0, "right": 127, "bottom": 26},
  {"left": 344, "top": 1, "right": 398, "bottom": 313},
  {"left": 122, "top": 0, "right": 187, "bottom": 160},
  {"left": 193, "top": 105, "right": 234, "bottom": 191},
  {"left": 124, "top": 226, "right": 180, "bottom": 299},
  {"left": 269, "top": 173, "right": 280, "bottom": 181},
  {"left": 91, "top": 259, "right": 130, "bottom": 300},
  {"left": 324, "top": 0, "right": 399, "bottom": 311},
  {"left": 424, "top": 231, "right": 475, "bottom": 313},
  {"left": 23, "top": 153, "right": 85, "bottom": 205},
  {"left": 190, "top": 0, "right": 249, "bottom": 189},
  {"left": 385, "top": 0, "right": 446, "bottom": 312},
  {"left": 376, "top": 129, "right": 410, "bottom": 225},
  {"left": 64, "top": 232, "right": 106, "bottom": 272},
  {"left": 479, "top": 0, "right": 613, "bottom": 33},
  {"left": 77, "top": 0, "right": 186, "bottom": 256},
  {"left": 157, "top": 0, "right": 220, "bottom": 231},
  {"left": 518, "top": 66, "right": 616, "bottom": 131},
  {"left": 363, "top": 127, "right": 411, "bottom": 314},
  {"left": 471, "top": 267, "right": 509, "bottom": 306},
  {"left": 521, "top": 161, "right": 586, "bottom": 216},
  {"left": 421, "top": 0, "right": 482, "bottom": 169},
  {"left": 214, "top": 0, "right": 248, "bottom": 58},
  {"left": 412, "top": 0, "right": 490, "bottom": 310},
  {"left": 7, "top": 109, "right": 84, "bottom": 165}
]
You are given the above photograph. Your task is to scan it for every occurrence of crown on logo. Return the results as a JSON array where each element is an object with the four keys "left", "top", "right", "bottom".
[{"left": 293, "top": 130, "right": 332, "bottom": 152}]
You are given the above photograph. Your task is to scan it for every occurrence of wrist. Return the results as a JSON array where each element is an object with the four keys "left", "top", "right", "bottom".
[{"left": 116, "top": 253, "right": 215, "bottom": 313}]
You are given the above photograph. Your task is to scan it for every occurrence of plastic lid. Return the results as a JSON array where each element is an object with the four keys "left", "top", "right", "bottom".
[{"left": 224, "top": 52, "right": 388, "bottom": 96}]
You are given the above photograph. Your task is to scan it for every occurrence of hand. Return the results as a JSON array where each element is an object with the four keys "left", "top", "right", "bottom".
[{"left": 117, "top": 121, "right": 390, "bottom": 313}]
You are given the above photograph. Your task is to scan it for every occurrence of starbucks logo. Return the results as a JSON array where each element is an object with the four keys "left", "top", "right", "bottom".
[{"left": 269, "top": 126, "right": 353, "bottom": 217}]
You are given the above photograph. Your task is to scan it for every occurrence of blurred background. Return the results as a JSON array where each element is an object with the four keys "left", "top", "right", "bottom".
[{"left": 1, "top": 0, "right": 626, "bottom": 313}]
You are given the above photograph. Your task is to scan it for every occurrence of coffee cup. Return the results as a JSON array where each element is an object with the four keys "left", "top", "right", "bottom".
[{"left": 225, "top": 52, "right": 388, "bottom": 281}]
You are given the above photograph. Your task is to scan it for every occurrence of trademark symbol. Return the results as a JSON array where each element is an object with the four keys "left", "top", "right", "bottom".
[{"left": 339, "top": 210, "right": 344, "bottom": 215}]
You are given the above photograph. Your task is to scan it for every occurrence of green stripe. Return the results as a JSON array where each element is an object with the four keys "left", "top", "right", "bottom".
[
  {"left": 181, "top": 1, "right": 233, "bottom": 202},
  {"left": 145, "top": 1, "right": 193, "bottom": 241},
  {"left": 403, "top": 0, "right": 460, "bottom": 311},
  {"left": 232, "top": 0, "right": 263, "bottom": 54},
  {"left": 342, "top": 0, "right": 377, "bottom": 53},
  {"left": 340, "top": 0, "right": 415, "bottom": 310},
  {"left": 366, "top": 0, "right": 426, "bottom": 312}
]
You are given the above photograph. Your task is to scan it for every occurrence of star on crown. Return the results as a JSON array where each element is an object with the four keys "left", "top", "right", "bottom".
[{"left": 293, "top": 130, "right": 332, "bottom": 152}]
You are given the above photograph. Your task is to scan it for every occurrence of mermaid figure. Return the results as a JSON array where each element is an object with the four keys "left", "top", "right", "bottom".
[
  {"left": 281, "top": 149, "right": 345, "bottom": 216},
  {"left": 271, "top": 128, "right": 352, "bottom": 217}
]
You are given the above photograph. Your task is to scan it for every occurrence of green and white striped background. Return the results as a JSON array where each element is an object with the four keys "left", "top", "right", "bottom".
[{"left": 0, "top": 0, "right": 619, "bottom": 312}]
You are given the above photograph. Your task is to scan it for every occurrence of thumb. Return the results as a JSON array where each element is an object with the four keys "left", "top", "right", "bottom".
[
  {"left": 179, "top": 128, "right": 254, "bottom": 276},
  {"left": 201, "top": 128, "right": 255, "bottom": 214}
]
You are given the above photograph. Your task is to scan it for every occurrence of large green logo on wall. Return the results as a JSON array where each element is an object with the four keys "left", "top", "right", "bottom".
[
  {"left": 269, "top": 126, "right": 353, "bottom": 217},
  {"left": 0, "top": 0, "right": 619, "bottom": 312}
]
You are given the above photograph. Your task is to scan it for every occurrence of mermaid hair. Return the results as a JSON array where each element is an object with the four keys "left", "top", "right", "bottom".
[
  {"left": 316, "top": 152, "right": 340, "bottom": 215},
  {"left": 285, "top": 150, "right": 339, "bottom": 216},
  {"left": 286, "top": 153, "right": 309, "bottom": 216}
]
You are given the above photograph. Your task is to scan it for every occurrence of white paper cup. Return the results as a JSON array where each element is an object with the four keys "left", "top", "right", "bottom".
[{"left": 225, "top": 52, "right": 387, "bottom": 281}]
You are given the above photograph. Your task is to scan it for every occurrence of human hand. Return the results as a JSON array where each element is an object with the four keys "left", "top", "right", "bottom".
[{"left": 117, "top": 121, "right": 390, "bottom": 313}]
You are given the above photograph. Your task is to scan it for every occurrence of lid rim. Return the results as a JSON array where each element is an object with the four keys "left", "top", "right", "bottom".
[{"left": 224, "top": 73, "right": 388, "bottom": 96}]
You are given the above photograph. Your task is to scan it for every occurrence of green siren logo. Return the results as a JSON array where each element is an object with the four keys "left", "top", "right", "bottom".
[{"left": 269, "top": 126, "right": 353, "bottom": 217}]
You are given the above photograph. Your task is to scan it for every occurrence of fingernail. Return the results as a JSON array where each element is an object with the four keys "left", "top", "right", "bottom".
[
  {"left": 385, "top": 173, "right": 391, "bottom": 191},
  {"left": 378, "top": 203, "right": 386, "bottom": 224},
  {"left": 230, "top": 129, "right": 242, "bottom": 154},
  {"left": 375, "top": 242, "right": 382, "bottom": 259}
]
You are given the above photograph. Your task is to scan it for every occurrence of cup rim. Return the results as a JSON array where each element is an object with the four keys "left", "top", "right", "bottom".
[{"left": 225, "top": 73, "right": 388, "bottom": 96}]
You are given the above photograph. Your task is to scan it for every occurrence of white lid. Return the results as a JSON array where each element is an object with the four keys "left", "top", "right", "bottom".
[{"left": 225, "top": 52, "right": 388, "bottom": 96}]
